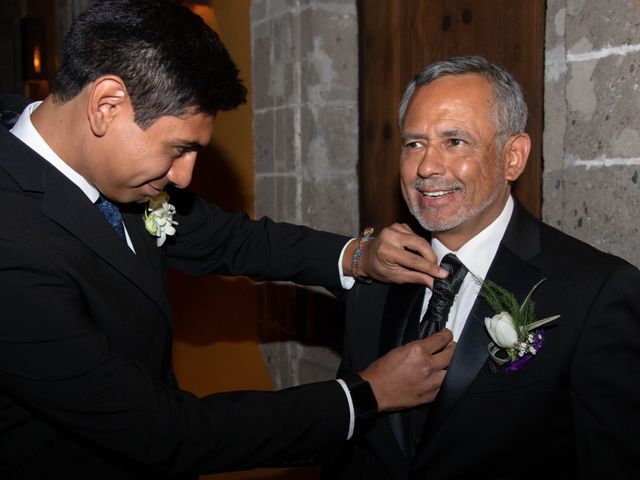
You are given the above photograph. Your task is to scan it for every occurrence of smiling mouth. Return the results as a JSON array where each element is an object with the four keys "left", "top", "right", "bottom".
[{"left": 420, "top": 188, "right": 459, "bottom": 198}]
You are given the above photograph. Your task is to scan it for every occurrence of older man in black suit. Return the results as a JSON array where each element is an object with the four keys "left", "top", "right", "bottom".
[{"left": 322, "top": 55, "right": 640, "bottom": 479}]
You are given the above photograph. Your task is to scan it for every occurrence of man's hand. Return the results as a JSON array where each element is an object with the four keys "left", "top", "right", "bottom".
[
  {"left": 359, "top": 329, "right": 455, "bottom": 412},
  {"left": 345, "top": 223, "right": 448, "bottom": 287}
]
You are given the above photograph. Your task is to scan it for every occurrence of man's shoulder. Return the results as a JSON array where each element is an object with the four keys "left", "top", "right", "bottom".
[
  {"left": 0, "top": 93, "right": 30, "bottom": 112},
  {"left": 0, "top": 94, "right": 30, "bottom": 129},
  {"left": 537, "top": 219, "right": 639, "bottom": 276}
]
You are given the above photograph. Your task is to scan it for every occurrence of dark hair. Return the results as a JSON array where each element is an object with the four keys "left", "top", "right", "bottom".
[
  {"left": 398, "top": 55, "right": 528, "bottom": 151},
  {"left": 51, "top": 0, "right": 247, "bottom": 128}
]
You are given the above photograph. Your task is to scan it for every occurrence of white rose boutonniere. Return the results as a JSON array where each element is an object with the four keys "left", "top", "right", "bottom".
[
  {"left": 144, "top": 191, "right": 178, "bottom": 247},
  {"left": 477, "top": 277, "right": 560, "bottom": 372}
]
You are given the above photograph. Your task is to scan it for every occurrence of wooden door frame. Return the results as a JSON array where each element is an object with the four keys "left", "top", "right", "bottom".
[{"left": 357, "top": 0, "right": 545, "bottom": 231}]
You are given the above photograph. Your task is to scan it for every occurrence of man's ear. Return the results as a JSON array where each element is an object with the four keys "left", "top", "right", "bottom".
[
  {"left": 502, "top": 132, "right": 530, "bottom": 182},
  {"left": 87, "top": 76, "right": 128, "bottom": 137}
]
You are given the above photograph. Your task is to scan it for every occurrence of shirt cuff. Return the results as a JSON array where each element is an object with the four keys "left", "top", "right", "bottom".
[
  {"left": 338, "top": 239, "right": 357, "bottom": 290},
  {"left": 336, "top": 378, "right": 355, "bottom": 440}
]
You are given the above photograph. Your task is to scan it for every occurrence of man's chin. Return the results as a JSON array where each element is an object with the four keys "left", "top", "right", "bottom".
[{"left": 410, "top": 206, "right": 462, "bottom": 233}]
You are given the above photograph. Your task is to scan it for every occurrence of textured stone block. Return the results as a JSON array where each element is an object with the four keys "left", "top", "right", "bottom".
[
  {"left": 300, "top": 7, "right": 358, "bottom": 105},
  {"left": 266, "top": 0, "right": 299, "bottom": 18},
  {"left": 251, "top": 0, "right": 267, "bottom": 22},
  {"left": 300, "top": 103, "right": 358, "bottom": 176},
  {"left": 297, "top": 346, "right": 341, "bottom": 384},
  {"left": 273, "top": 12, "right": 301, "bottom": 64},
  {"left": 543, "top": 0, "right": 568, "bottom": 173},
  {"left": 543, "top": 167, "right": 640, "bottom": 267},
  {"left": 564, "top": 0, "right": 640, "bottom": 51},
  {"left": 273, "top": 106, "right": 299, "bottom": 173},
  {"left": 251, "top": 21, "right": 273, "bottom": 110},
  {"left": 565, "top": 52, "right": 640, "bottom": 161},
  {"left": 254, "top": 173, "right": 299, "bottom": 222},
  {"left": 252, "top": 110, "right": 275, "bottom": 174},
  {"left": 301, "top": 176, "right": 359, "bottom": 236}
]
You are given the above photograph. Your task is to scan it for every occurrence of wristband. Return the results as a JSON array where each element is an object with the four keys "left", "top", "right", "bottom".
[
  {"left": 351, "top": 227, "right": 374, "bottom": 281},
  {"left": 341, "top": 372, "right": 378, "bottom": 428}
]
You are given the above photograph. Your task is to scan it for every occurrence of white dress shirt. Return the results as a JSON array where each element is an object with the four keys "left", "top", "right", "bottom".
[{"left": 422, "top": 196, "right": 514, "bottom": 341}]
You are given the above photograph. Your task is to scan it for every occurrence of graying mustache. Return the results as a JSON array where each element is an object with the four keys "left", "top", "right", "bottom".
[{"left": 412, "top": 179, "right": 461, "bottom": 190}]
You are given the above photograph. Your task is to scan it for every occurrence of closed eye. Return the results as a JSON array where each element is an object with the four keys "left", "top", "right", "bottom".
[{"left": 175, "top": 141, "right": 204, "bottom": 157}]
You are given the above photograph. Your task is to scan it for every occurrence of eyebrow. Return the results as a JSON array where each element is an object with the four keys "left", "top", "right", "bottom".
[
  {"left": 401, "top": 131, "right": 428, "bottom": 142},
  {"left": 440, "top": 128, "right": 472, "bottom": 139},
  {"left": 401, "top": 127, "right": 476, "bottom": 144}
]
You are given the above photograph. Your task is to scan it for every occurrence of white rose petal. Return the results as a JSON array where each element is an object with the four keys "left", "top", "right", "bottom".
[{"left": 484, "top": 312, "right": 518, "bottom": 348}]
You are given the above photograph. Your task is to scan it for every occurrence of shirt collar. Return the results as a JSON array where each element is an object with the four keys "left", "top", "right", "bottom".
[
  {"left": 10, "top": 101, "right": 100, "bottom": 203},
  {"left": 431, "top": 195, "right": 514, "bottom": 280}
]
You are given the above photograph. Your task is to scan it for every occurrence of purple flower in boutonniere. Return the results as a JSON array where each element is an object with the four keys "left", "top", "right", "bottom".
[
  {"left": 143, "top": 191, "right": 178, "bottom": 247},
  {"left": 474, "top": 276, "right": 560, "bottom": 372},
  {"left": 504, "top": 329, "right": 545, "bottom": 372}
]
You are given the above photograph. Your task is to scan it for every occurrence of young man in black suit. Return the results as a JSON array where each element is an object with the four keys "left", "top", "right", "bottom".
[
  {"left": 0, "top": 1, "right": 456, "bottom": 477},
  {"left": 322, "top": 55, "right": 640, "bottom": 479}
]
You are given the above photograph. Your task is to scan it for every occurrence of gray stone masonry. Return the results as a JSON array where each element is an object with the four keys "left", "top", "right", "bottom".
[
  {"left": 544, "top": 0, "right": 640, "bottom": 266},
  {"left": 251, "top": 0, "right": 358, "bottom": 235}
]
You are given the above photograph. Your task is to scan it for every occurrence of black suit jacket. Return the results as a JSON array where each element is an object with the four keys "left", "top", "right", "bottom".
[
  {"left": 322, "top": 200, "right": 640, "bottom": 480},
  {"left": 0, "top": 100, "right": 352, "bottom": 478}
]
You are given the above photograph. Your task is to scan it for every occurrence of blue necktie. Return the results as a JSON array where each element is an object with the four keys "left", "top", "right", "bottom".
[{"left": 95, "top": 195, "right": 126, "bottom": 240}]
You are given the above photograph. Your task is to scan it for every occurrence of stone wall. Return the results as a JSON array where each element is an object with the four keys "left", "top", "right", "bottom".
[
  {"left": 544, "top": 0, "right": 640, "bottom": 267},
  {"left": 251, "top": 0, "right": 359, "bottom": 234},
  {"left": 251, "top": 0, "right": 358, "bottom": 388}
]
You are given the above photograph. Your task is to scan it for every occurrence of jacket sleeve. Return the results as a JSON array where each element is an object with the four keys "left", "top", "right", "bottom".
[
  {"left": 571, "top": 260, "right": 640, "bottom": 475},
  {"left": 164, "top": 187, "right": 351, "bottom": 290},
  {"left": 0, "top": 240, "right": 350, "bottom": 475}
]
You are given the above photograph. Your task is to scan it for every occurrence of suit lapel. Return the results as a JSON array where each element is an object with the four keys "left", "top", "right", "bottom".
[
  {"left": 414, "top": 200, "right": 545, "bottom": 467},
  {"left": 3, "top": 132, "right": 174, "bottom": 321},
  {"left": 355, "top": 283, "right": 423, "bottom": 478},
  {"left": 365, "top": 417, "right": 410, "bottom": 480},
  {"left": 123, "top": 204, "right": 166, "bottom": 282}
]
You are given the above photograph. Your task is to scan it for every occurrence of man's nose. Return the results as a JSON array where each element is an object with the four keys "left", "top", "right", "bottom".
[
  {"left": 166, "top": 153, "right": 197, "bottom": 189},
  {"left": 416, "top": 145, "right": 445, "bottom": 178}
]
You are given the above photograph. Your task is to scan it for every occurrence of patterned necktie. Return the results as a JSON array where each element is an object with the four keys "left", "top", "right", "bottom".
[
  {"left": 404, "top": 253, "right": 468, "bottom": 460},
  {"left": 95, "top": 195, "right": 126, "bottom": 240}
]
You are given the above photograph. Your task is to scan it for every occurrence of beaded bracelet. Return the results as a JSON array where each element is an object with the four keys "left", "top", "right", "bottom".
[{"left": 351, "top": 227, "right": 375, "bottom": 280}]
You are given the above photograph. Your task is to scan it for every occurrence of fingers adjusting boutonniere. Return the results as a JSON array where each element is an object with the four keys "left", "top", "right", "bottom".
[
  {"left": 144, "top": 191, "right": 178, "bottom": 247},
  {"left": 474, "top": 276, "right": 560, "bottom": 372}
]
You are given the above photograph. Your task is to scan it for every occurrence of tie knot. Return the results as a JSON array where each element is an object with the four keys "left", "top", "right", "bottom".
[
  {"left": 435, "top": 253, "right": 467, "bottom": 293},
  {"left": 417, "top": 253, "right": 468, "bottom": 339}
]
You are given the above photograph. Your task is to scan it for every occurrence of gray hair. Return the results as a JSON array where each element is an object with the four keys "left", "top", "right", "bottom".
[{"left": 398, "top": 55, "right": 528, "bottom": 150}]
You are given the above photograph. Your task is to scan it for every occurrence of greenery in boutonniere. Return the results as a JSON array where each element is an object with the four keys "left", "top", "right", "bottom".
[
  {"left": 144, "top": 191, "right": 178, "bottom": 247},
  {"left": 474, "top": 275, "right": 560, "bottom": 372}
]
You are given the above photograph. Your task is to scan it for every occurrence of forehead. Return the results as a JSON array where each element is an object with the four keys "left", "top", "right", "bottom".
[{"left": 404, "top": 73, "right": 494, "bottom": 129}]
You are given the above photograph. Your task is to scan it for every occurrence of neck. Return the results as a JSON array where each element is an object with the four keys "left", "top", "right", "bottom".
[{"left": 31, "top": 94, "right": 87, "bottom": 173}]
